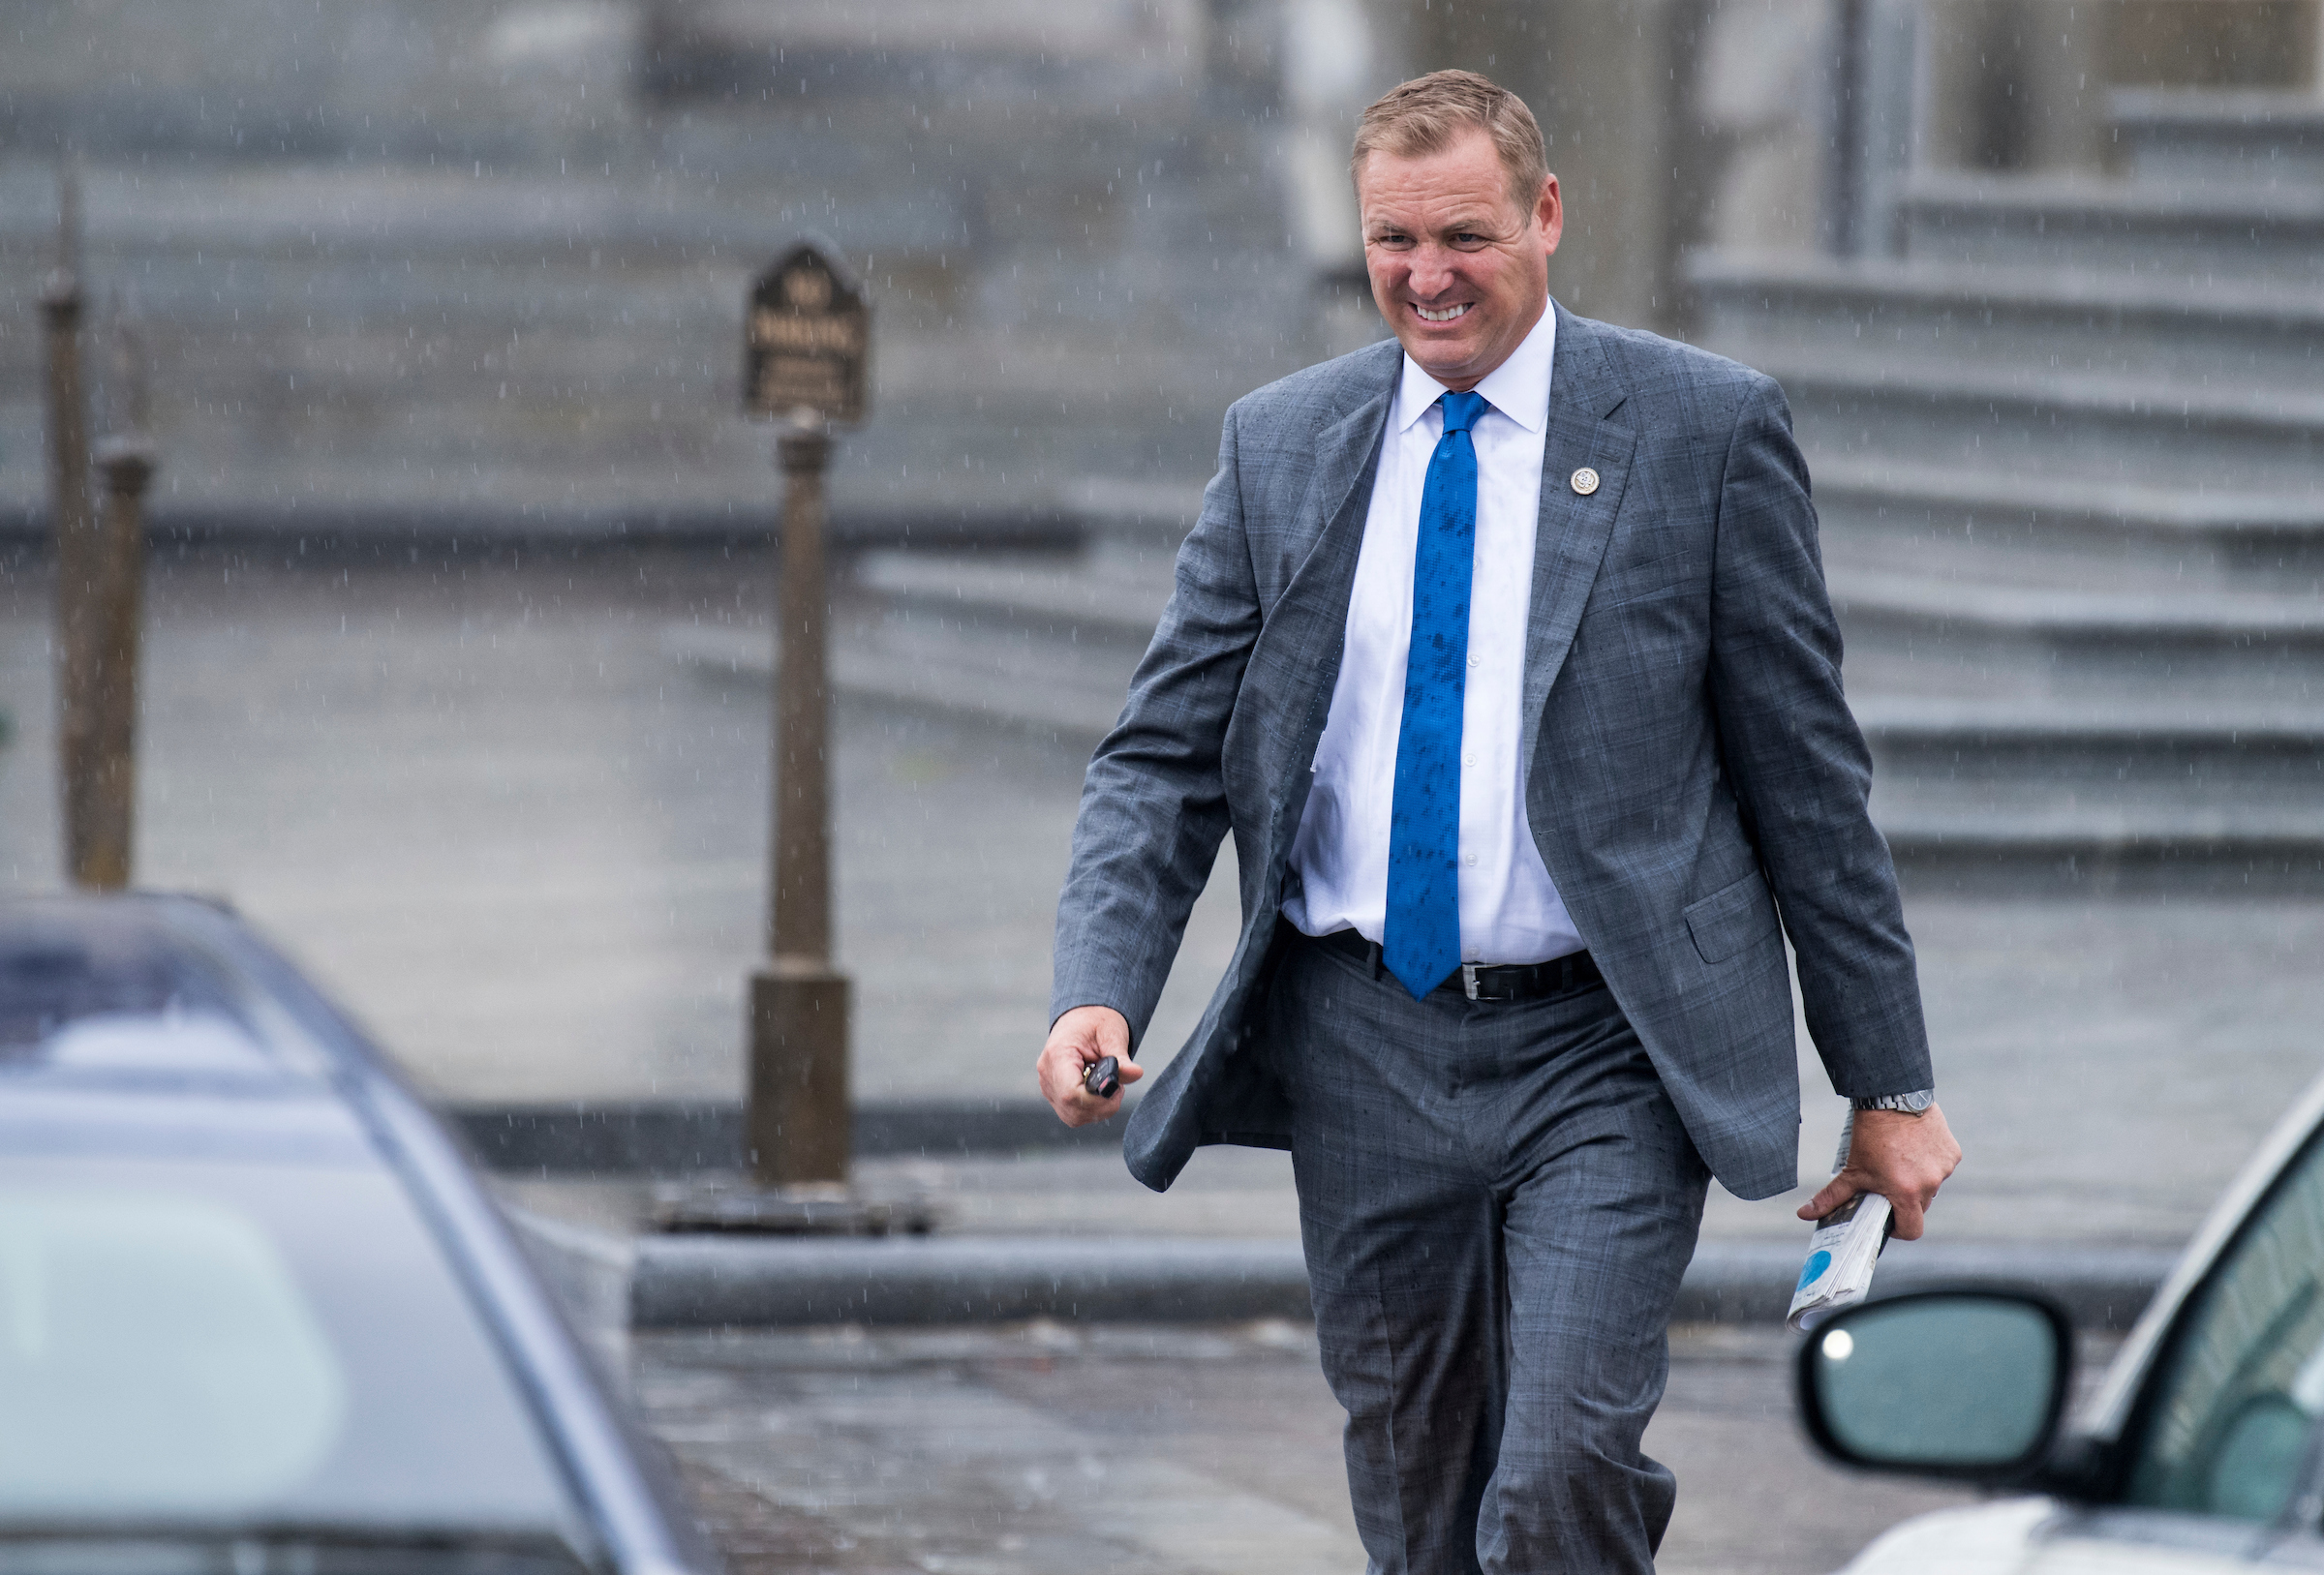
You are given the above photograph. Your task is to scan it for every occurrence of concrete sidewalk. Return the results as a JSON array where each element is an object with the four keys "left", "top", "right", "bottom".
[{"left": 637, "top": 1320, "right": 2003, "bottom": 1575}]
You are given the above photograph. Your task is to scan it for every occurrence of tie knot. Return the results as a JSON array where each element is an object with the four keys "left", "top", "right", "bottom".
[{"left": 1439, "top": 390, "right": 1489, "bottom": 435}]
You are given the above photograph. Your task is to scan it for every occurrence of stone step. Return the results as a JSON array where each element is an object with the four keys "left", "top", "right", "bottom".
[
  {"left": 874, "top": 460, "right": 2324, "bottom": 615},
  {"left": 1860, "top": 697, "right": 2324, "bottom": 809},
  {"left": 1807, "top": 458, "right": 2324, "bottom": 592},
  {"left": 1879, "top": 806, "right": 2324, "bottom": 885},
  {"left": 1059, "top": 476, "right": 1207, "bottom": 561},
  {"left": 1875, "top": 807, "right": 2324, "bottom": 888},
  {"left": 1755, "top": 353, "right": 2324, "bottom": 494},
  {"left": 1897, "top": 171, "right": 2324, "bottom": 285},
  {"left": 1690, "top": 253, "right": 2324, "bottom": 396},
  {"left": 667, "top": 603, "right": 2324, "bottom": 878},
  {"left": 842, "top": 540, "right": 2324, "bottom": 711},
  {"left": 661, "top": 612, "right": 1138, "bottom": 742},
  {"left": 1827, "top": 563, "right": 2324, "bottom": 703},
  {"left": 854, "top": 551, "right": 1174, "bottom": 651},
  {"left": 2111, "top": 88, "right": 2324, "bottom": 187},
  {"left": 0, "top": 155, "right": 1294, "bottom": 533},
  {"left": 662, "top": 552, "right": 2324, "bottom": 878},
  {"left": 914, "top": 454, "right": 2324, "bottom": 613}
]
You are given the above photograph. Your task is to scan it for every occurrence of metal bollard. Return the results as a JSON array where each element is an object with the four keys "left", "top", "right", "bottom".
[
  {"left": 749, "top": 409, "right": 851, "bottom": 1188},
  {"left": 739, "top": 240, "right": 868, "bottom": 1195},
  {"left": 78, "top": 431, "right": 156, "bottom": 892},
  {"left": 41, "top": 165, "right": 102, "bottom": 887}
]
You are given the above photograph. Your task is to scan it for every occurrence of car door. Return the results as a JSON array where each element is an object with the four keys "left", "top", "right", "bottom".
[{"left": 2026, "top": 1118, "right": 2324, "bottom": 1575}]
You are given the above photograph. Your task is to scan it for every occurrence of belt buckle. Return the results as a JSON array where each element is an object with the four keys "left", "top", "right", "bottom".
[{"left": 1461, "top": 963, "right": 1483, "bottom": 1001}]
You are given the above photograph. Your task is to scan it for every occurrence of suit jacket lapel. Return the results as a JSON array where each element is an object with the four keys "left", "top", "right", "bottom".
[
  {"left": 1254, "top": 364, "right": 1395, "bottom": 832},
  {"left": 1520, "top": 306, "right": 1637, "bottom": 771}
]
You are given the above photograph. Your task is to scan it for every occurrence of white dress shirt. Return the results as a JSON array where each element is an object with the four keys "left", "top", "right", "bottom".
[{"left": 1282, "top": 307, "right": 1583, "bottom": 965}]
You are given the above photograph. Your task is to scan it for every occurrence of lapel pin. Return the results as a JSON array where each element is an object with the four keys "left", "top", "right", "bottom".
[{"left": 1570, "top": 467, "right": 1600, "bottom": 497}]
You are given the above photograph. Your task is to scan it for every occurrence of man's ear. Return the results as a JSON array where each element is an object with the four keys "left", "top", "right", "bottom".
[{"left": 1537, "top": 173, "right": 1563, "bottom": 257}]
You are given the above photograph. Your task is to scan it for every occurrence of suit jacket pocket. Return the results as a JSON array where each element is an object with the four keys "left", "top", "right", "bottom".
[
  {"left": 1683, "top": 869, "right": 1781, "bottom": 966},
  {"left": 1588, "top": 580, "right": 1691, "bottom": 617}
]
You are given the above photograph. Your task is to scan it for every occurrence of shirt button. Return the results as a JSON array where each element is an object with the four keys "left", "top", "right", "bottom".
[
  {"left": 1463, "top": 752, "right": 1476, "bottom": 766},
  {"left": 1463, "top": 852, "right": 1479, "bottom": 866},
  {"left": 1468, "top": 654, "right": 1480, "bottom": 668}
]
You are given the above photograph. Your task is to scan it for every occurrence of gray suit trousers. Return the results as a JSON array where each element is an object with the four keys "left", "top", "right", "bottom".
[{"left": 1265, "top": 932, "right": 1711, "bottom": 1575}]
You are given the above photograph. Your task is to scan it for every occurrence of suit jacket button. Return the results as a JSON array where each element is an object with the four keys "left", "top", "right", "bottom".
[{"left": 1571, "top": 467, "right": 1601, "bottom": 496}]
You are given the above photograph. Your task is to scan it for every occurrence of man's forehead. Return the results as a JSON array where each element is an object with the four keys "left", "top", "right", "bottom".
[
  {"left": 1358, "top": 145, "right": 1522, "bottom": 224},
  {"left": 1361, "top": 186, "right": 1517, "bottom": 227}
]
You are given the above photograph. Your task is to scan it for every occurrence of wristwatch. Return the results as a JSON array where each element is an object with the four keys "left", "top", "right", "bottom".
[{"left": 1850, "top": 1088, "right": 1935, "bottom": 1115}]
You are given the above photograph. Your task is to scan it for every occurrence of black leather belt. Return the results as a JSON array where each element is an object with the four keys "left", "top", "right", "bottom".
[{"left": 1300, "top": 924, "right": 1602, "bottom": 1003}]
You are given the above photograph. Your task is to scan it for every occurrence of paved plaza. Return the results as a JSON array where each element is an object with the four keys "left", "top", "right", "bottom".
[
  {"left": 3, "top": 524, "right": 2313, "bottom": 1575},
  {"left": 0, "top": 545, "right": 1238, "bottom": 1108},
  {"left": 634, "top": 1319, "right": 1997, "bottom": 1575},
  {"left": 5, "top": 545, "right": 2324, "bottom": 1247}
]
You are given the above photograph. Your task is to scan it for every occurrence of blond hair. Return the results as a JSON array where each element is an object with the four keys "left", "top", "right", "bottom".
[{"left": 1350, "top": 70, "right": 1549, "bottom": 215}]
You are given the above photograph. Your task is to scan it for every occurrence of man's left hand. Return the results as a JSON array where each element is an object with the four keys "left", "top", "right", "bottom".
[{"left": 1796, "top": 1105, "right": 1961, "bottom": 1241}]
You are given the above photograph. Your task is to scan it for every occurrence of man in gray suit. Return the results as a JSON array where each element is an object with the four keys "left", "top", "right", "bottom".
[{"left": 1036, "top": 70, "right": 1959, "bottom": 1574}]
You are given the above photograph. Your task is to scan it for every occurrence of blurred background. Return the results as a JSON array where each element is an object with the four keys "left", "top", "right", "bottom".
[{"left": 4, "top": 0, "right": 2324, "bottom": 1237}]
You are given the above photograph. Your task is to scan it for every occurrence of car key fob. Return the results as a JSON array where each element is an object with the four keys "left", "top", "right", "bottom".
[{"left": 1084, "top": 1055, "right": 1120, "bottom": 1100}]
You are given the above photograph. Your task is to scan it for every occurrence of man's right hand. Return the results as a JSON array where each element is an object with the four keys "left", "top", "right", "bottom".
[
  {"left": 1798, "top": 1104, "right": 1961, "bottom": 1241},
  {"left": 1038, "top": 1005, "right": 1142, "bottom": 1127}
]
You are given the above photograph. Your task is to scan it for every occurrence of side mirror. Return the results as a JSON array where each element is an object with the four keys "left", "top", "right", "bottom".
[{"left": 1797, "top": 1288, "right": 2074, "bottom": 1481}]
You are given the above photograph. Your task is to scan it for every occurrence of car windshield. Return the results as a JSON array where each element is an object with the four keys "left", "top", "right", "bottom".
[
  {"left": 0, "top": 1150, "right": 588, "bottom": 1556},
  {"left": 0, "top": 916, "right": 264, "bottom": 1067},
  {"left": 2125, "top": 1126, "right": 2324, "bottom": 1522}
]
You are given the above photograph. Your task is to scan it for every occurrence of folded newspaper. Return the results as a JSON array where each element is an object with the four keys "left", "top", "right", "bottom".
[{"left": 1786, "top": 1113, "right": 1897, "bottom": 1330}]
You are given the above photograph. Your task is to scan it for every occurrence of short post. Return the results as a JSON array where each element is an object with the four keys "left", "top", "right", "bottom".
[
  {"left": 41, "top": 164, "right": 101, "bottom": 887},
  {"left": 749, "top": 410, "right": 849, "bottom": 1186},
  {"left": 652, "top": 240, "right": 929, "bottom": 1232},
  {"left": 742, "top": 242, "right": 870, "bottom": 1193},
  {"left": 82, "top": 309, "right": 157, "bottom": 891}
]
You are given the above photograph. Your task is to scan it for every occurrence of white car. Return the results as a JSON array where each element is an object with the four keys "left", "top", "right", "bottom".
[{"left": 1800, "top": 1073, "right": 2324, "bottom": 1575}]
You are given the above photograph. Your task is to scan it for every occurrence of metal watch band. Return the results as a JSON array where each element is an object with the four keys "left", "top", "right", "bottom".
[{"left": 1850, "top": 1089, "right": 1935, "bottom": 1115}]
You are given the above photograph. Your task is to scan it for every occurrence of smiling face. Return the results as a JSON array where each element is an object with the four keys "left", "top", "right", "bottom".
[{"left": 1357, "top": 127, "right": 1561, "bottom": 392}]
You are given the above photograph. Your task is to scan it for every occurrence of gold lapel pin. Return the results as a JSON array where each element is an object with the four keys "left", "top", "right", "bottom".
[{"left": 1570, "top": 467, "right": 1601, "bottom": 497}]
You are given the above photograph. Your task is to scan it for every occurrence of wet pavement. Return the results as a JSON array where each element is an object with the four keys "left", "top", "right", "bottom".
[
  {"left": 634, "top": 1320, "right": 1989, "bottom": 1575},
  {"left": 5, "top": 544, "right": 2324, "bottom": 1245},
  {"left": 0, "top": 545, "right": 1239, "bottom": 1108}
]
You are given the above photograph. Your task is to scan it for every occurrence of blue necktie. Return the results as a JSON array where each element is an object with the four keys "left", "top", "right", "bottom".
[{"left": 1384, "top": 389, "right": 1488, "bottom": 1000}]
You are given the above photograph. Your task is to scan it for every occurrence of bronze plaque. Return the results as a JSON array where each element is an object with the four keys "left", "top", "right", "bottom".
[{"left": 746, "top": 241, "right": 870, "bottom": 424}]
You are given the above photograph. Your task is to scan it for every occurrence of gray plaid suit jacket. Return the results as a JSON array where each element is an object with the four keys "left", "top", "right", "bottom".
[{"left": 1051, "top": 304, "right": 1932, "bottom": 1202}]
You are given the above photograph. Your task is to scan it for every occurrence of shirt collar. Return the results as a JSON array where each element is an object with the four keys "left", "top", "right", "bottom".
[{"left": 1391, "top": 303, "right": 1557, "bottom": 436}]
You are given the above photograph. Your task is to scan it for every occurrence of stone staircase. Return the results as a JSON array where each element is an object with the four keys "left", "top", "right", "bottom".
[
  {"left": 1691, "top": 88, "right": 2324, "bottom": 886},
  {"left": 0, "top": 148, "right": 1292, "bottom": 543},
  {"left": 0, "top": 0, "right": 1305, "bottom": 545},
  {"left": 669, "top": 88, "right": 2324, "bottom": 887}
]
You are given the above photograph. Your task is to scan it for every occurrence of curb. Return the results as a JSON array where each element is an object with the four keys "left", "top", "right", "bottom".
[
  {"left": 451, "top": 1098, "right": 1128, "bottom": 1175},
  {"left": 633, "top": 1236, "right": 1311, "bottom": 1327},
  {"left": 509, "top": 1214, "right": 2180, "bottom": 1332}
]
